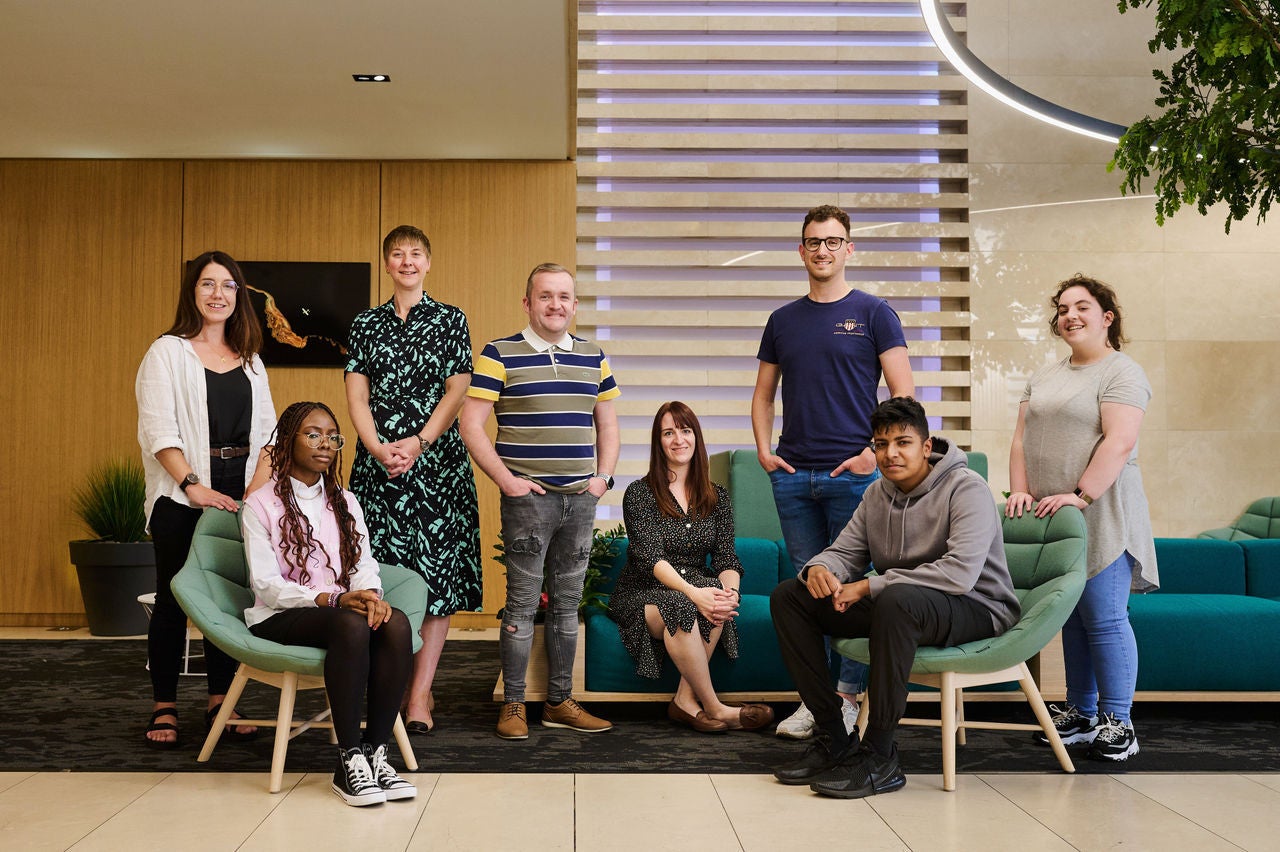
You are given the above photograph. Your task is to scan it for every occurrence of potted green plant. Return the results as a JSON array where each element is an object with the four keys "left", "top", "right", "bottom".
[{"left": 68, "top": 457, "right": 156, "bottom": 636}]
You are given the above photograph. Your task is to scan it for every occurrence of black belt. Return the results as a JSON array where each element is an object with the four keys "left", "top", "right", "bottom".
[{"left": 210, "top": 446, "right": 251, "bottom": 459}]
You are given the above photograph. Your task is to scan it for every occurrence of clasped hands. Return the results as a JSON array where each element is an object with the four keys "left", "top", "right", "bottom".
[
  {"left": 337, "top": 588, "right": 394, "bottom": 628},
  {"left": 688, "top": 586, "right": 739, "bottom": 626},
  {"left": 806, "top": 565, "right": 870, "bottom": 613},
  {"left": 375, "top": 436, "right": 426, "bottom": 478}
]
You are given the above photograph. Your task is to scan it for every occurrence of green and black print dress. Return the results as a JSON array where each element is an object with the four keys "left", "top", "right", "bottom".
[{"left": 345, "top": 295, "right": 482, "bottom": 615}]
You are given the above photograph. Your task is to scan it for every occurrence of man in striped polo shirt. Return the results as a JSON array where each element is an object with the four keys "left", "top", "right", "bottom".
[{"left": 460, "top": 262, "right": 621, "bottom": 740}]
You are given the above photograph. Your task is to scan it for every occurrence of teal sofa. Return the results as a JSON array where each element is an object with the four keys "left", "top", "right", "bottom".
[
  {"left": 1130, "top": 537, "right": 1280, "bottom": 694},
  {"left": 581, "top": 537, "right": 798, "bottom": 697}
]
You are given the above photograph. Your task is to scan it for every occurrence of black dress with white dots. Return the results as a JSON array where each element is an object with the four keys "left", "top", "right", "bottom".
[{"left": 609, "top": 479, "right": 744, "bottom": 679}]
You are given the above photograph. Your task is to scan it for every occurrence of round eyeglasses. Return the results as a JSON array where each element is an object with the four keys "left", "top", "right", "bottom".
[
  {"left": 197, "top": 279, "right": 239, "bottom": 294},
  {"left": 801, "top": 236, "right": 850, "bottom": 252},
  {"left": 300, "top": 432, "right": 345, "bottom": 450}
]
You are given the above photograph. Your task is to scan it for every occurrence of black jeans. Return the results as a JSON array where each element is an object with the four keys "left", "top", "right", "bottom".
[
  {"left": 250, "top": 607, "right": 413, "bottom": 750},
  {"left": 770, "top": 579, "right": 997, "bottom": 750},
  {"left": 147, "top": 456, "right": 245, "bottom": 701}
]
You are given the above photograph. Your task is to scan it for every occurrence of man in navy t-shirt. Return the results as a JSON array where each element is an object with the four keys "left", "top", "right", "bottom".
[{"left": 751, "top": 204, "right": 914, "bottom": 739}]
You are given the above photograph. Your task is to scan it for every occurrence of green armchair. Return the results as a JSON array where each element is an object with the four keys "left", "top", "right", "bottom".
[
  {"left": 832, "top": 504, "right": 1087, "bottom": 792},
  {"left": 1198, "top": 497, "right": 1280, "bottom": 541},
  {"left": 171, "top": 507, "right": 428, "bottom": 792}
]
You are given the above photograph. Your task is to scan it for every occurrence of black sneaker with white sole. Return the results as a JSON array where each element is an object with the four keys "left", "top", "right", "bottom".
[
  {"left": 363, "top": 743, "right": 416, "bottom": 800},
  {"left": 1088, "top": 713, "right": 1139, "bottom": 761},
  {"left": 1033, "top": 703, "right": 1099, "bottom": 746},
  {"left": 332, "top": 747, "right": 386, "bottom": 807}
]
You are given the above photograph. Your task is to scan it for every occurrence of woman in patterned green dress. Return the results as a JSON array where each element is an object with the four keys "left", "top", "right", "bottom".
[{"left": 345, "top": 225, "right": 481, "bottom": 734}]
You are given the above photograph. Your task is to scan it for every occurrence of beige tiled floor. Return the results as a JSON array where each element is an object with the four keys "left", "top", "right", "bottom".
[{"left": 2, "top": 771, "right": 1279, "bottom": 851}]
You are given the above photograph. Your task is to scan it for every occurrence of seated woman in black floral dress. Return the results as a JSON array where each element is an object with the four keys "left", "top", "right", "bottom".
[{"left": 610, "top": 401, "right": 775, "bottom": 733}]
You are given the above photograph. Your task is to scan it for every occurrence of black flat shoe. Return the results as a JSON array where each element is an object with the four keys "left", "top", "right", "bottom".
[
  {"left": 145, "top": 706, "right": 180, "bottom": 750},
  {"left": 206, "top": 704, "right": 258, "bottom": 741}
]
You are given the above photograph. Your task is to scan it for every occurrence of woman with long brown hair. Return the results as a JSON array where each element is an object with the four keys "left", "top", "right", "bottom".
[
  {"left": 242, "top": 401, "right": 415, "bottom": 806},
  {"left": 609, "top": 401, "right": 774, "bottom": 733},
  {"left": 136, "top": 250, "right": 274, "bottom": 749}
]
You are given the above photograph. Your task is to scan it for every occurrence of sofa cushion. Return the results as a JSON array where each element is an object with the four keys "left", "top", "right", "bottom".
[
  {"left": 1241, "top": 539, "right": 1280, "bottom": 600},
  {"left": 1130, "top": 594, "right": 1280, "bottom": 691},
  {"left": 727, "top": 451, "right": 784, "bottom": 541},
  {"left": 1151, "top": 538, "right": 1245, "bottom": 595}
]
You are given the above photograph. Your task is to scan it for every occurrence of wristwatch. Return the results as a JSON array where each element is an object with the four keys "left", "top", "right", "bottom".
[
  {"left": 1073, "top": 487, "right": 1093, "bottom": 505},
  {"left": 179, "top": 473, "right": 199, "bottom": 492},
  {"left": 595, "top": 474, "right": 615, "bottom": 490}
]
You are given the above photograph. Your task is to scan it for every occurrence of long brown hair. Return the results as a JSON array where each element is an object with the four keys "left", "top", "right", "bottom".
[
  {"left": 644, "top": 401, "right": 718, "bottom": 520},
  {"left": 162, "top": 250, "right": 264, "bottom": 363},
  {"left": 266, "top": 401, "right": 362, "bottom": 589}
]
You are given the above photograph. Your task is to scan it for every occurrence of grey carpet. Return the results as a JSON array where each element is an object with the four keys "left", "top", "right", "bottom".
[{"left": 3, "top": 640, "right": 1277, "bottom": 775}]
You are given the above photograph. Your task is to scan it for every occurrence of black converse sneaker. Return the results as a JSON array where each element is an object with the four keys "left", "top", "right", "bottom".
[
  {"left": 1088, "top": 713, "right": 1139, "bottom": 761},
  {"left": 363, "top": 743, "right": 417, "bottom": 800},
  {"left": 1032, "top": 703, "right": 1099, "bottom": 746},
  {"left": 332, "top": 747, "right": 386, "bottom": 807}
]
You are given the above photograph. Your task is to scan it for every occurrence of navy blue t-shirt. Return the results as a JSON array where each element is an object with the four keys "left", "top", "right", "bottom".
[{"left": 757, "top": 289, "right": 907, "bottom": 468}]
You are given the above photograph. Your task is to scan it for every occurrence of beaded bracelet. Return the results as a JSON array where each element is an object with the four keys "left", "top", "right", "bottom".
[{"left": 328, "top": 591, "right": 342, "bottom": 609}]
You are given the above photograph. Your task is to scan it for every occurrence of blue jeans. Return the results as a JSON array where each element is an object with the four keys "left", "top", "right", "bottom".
[
  {"left": 769, "top": 466, "right": 879, "bottom": 694},
  {"left": 1063, "top": 551, "right": 1139, "bottom": 721},
  {"left": 499, "top": 491, "right": 598, "bottom": 704}
]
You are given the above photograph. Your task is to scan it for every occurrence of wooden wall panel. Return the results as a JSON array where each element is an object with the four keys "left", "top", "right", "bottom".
[
  {"left": 380, "top": 161, "right": 577, "bottom": 624},
  {"left": 0, "top": 158, "right": 575, "bottom": 627},
  {"left": 0, "top": 160, "right": 183, "bottom": 623}
]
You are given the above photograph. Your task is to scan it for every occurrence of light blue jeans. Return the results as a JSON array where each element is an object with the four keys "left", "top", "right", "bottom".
[
  {"left": 499, "top": 491, "right": 598, "bottom": 704},
  {"left": 768, "top": 466, "right": 879, "bottom": 694},
  {"left": 1063, "top": 551, "right": 1139, "bottom": 721}
]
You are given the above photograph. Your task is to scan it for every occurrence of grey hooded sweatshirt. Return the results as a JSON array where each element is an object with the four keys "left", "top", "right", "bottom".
[{"left": 805, "top": 436, "right": 1020, "bottom": 633}]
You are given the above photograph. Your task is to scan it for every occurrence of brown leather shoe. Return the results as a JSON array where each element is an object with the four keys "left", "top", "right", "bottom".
[
  {"left": 667, "top": 701, "right": 729, "bottom": 733},
  {"left": 727, "top": 702, "right": 776, "bottom": 731}
]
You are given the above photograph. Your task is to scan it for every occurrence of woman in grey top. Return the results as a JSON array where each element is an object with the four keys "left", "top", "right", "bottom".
[{"left": 1006, "top": 274, "right": 1158, "bottom": 763}]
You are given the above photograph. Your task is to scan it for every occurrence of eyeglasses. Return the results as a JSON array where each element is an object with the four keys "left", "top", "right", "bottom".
[
  {"left": 300, "top": 432, "right": 346, "bottom": 450},
  {"left": 801, "top": 236, "right": 850, "bottom": 252},
  {"left": 197, "top": 279, "right": 239, "bottom": 294}
]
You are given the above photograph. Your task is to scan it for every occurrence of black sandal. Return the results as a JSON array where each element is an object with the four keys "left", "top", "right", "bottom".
[
  {"left": 145, "top": 706, "right": 180, "bottom": 750},
  {"left": 206, "top": 703, "right": 259, "bottom": 742}
]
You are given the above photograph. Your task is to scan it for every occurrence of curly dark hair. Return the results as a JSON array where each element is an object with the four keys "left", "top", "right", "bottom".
[
  {"left": 266, "top": 401, "right": 362, "bottom": 589},
  {"left": 1048, "top": 273, "right": 1127, "bottom": 351}
]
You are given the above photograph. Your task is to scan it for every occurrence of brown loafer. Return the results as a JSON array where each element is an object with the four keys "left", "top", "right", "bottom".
[
  {"left": 727, "top": 702, "right": 776, "bottom": 731},
  {"left": 667, "top": 701, "right": 729, "bottom": 733}
]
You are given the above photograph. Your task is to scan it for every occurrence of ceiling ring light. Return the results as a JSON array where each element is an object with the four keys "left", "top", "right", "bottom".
[{"left": 920, "top": 0, "right": 1127, "bottom": 143}]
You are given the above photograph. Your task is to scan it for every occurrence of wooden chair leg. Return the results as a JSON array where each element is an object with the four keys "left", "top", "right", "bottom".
[
  {"left": 198, "top": 665, "right": 249, "bottom": 762},
  {"left": 955, "top": 686, "right": 967, "bottom": 746},
  {"left": 269, "top": 671, "right": 299, "bottom": 793},
  {"left": 939, "top": 671, "right": 957, "bottom": 792},
  {"left": 1020, "top": 662, "right": 1075, "bottom": 774},
  {"left": 392, "top": 714, "right": 418, "bottom": 771},
  {"left": 855, "top": 692, "right": 870, "bottom": 740}
]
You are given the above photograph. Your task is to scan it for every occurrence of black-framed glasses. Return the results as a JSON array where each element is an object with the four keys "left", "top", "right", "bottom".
[
  {"left": 300, "top": 432, "right": 345, "bottom": 450},
  {"left": 196, "top": 279, "right": 239, "bottom": 294},
  {"left": 801, "top": 236, "right": 850, "bottom": 252}
]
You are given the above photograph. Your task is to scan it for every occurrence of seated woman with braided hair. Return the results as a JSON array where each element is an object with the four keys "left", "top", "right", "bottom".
[{"left": 242, "top": 401, "right": 416, "bottom": 807}]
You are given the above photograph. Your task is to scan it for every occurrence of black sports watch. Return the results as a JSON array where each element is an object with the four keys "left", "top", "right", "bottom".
[{"left": 179, "top": 473, "right": 199, "bottom": 492}]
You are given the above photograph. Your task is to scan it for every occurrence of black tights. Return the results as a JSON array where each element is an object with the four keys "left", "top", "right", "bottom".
[{"left": 251, "top": 606, "right": 413, "bottom": 750}]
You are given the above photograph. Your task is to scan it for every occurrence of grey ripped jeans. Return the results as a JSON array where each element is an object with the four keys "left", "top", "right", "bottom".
[{"left": 499, "top": 490, "right": 598, "bottom": 704}]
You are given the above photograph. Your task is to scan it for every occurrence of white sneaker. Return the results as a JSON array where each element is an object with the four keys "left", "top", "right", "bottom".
[
  {"left": 841, "top": 698, "right": 860, "bottom": 735},
  {"left": 776, "top": 702, "right": 816, "bottom": 739}
]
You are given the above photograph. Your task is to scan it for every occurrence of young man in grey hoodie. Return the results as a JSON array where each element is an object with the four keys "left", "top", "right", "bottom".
[{"left": 770, "top": 396, "right": 1020, "bottom": 798}]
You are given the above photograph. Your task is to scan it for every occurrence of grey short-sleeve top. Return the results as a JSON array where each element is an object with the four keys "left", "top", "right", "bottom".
[{"left": 1021, "top": 351, "right": 1159, "bottom": 591}]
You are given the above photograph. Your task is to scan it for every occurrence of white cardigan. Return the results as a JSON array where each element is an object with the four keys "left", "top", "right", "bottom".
[{"left": 135, "top": 335, "right": 276, "bottom": 527}]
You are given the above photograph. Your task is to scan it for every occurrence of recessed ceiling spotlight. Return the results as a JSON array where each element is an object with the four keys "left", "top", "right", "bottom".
[{"left": 352, "top": 74, "right": 390, "bottom": 82}]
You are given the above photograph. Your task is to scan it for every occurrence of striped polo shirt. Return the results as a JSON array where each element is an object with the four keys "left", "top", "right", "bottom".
[{"left": 468, "top": 327, "right": 621, "bottom": 493}]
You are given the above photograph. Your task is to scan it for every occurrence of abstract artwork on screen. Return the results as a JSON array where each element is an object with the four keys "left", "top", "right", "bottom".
[{"left": 236, "top": 261, "right": 371, "bottom": 368}]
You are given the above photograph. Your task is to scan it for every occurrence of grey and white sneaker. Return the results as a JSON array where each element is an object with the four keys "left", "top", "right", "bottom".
[
  {"left": 840, "top": 698, "right": 860, "bottom": 736},
  {"left": 332, "top": 747, "right": 386, "bottom": 807},
  {"left": 1088, "top": 713, "right": 1139, "bottom": 761},
  {"left": 1033, "top": 703, "right": 1099, "bottom": 746},
  {"left": 776, "top": 702, "right": 816, "bottom": 739},
  {"left": 363, "top": 743, "right": 417, "bottom": 800}
]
